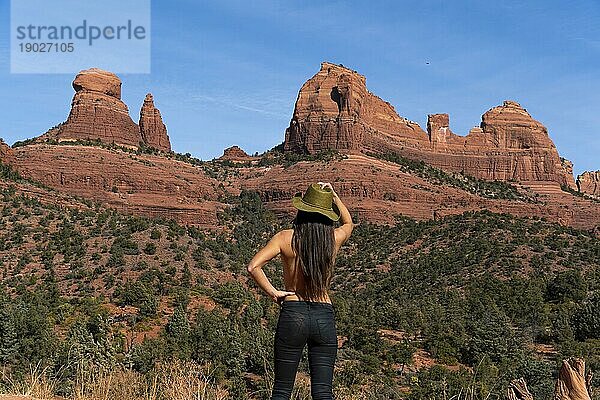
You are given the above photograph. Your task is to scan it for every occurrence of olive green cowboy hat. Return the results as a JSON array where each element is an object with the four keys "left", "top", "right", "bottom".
[{"left": 292, "top": 183, "right": 341, "bottom": 222}]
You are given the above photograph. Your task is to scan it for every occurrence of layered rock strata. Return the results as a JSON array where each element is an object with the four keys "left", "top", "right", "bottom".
[
  {"left": 13, "top": 144, "right": 221, "bottom": 227},
  {"left": 284, "top": 62, "right": 575, "bottom": 188},
  {"left": 40, "top": 68, "right": 171, "bottom": 152},
  {"left": 235, "top": 153, "right": 600, "bottom": 230}
]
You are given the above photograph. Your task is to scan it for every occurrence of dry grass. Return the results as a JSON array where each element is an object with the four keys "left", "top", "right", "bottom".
[
  {"left": 0, "top": 355, "right": 392, "bottom": 400},
  {"left": 0, "top": 360, "right": 227, "bottom": 400},
  {"left": 1, "top": 363, "right": 56, "bottom": 400},
  {"left": 0, "top": 361, "right": 514, "bottom": 400},
  {"left": 72, "top": 366, "right": 150, "bottom": 400},
  {"left": 149, "top": 361, "right": 228, "bottom": 400}
]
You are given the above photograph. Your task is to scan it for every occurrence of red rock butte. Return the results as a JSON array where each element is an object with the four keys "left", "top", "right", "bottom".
[
  {"left": 39, "top": 68, "right": 171, "bottom": 152},
  {"left": 284, "top": 62, "right": 575, "bottom": 188},
  {"left": 218, "top": 145, "right": 255, "bottom": 161}
]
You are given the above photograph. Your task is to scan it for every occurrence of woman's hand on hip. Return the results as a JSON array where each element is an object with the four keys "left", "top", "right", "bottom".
[{"left": 271, "top": 289, "right": 296, "bottom": 305}]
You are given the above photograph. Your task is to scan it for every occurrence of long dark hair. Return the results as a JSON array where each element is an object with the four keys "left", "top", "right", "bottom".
[{"left": 291, "top": 210, "right": 336, "bottom": 301}]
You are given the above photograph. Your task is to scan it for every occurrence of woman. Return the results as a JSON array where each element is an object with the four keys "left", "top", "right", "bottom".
[{"left": 247, "top": 182, "right": 354, "bottom": 400}]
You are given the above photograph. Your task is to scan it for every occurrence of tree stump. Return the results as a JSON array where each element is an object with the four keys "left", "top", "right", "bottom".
[
  {"left": 507, "top": 377, "right": 534, "bottom": 400},
  {"left": 554, "top": 357, "right": 592, "bottom": 400}
]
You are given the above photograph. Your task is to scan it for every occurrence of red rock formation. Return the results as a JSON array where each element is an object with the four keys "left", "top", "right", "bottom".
[
  {"left": 284, "top": 62, "right": 426, "bottom": 155},
  {"left": 423, "top": 102, "right": 575, "bottom": 187},
  {"left": 427, "top": 114, "right": 455, "bottom": 150},
  {"left": 10, "top": 141, "right": 600, "bottom": 230},
  {"left": 139, "top": 93, "right": 171, "bottom": 152},
  {"left": 284, "top": 62, "right": 575, "bottom": 188},
  {"left": 41, "top": 68, "right": 142, "bottom": 147},
  {"left": 219, "top": 145, "right": 253, "bottom": 161},
  {"left": 13, "top": 144, "right": 222, "bottom": 227},
  {"left": 577, "top": 171, "right": 600, "bottom": 197},
  {"left": 7, "top": 63, "right": 598, "bottom": 231},
  {"left": 73, "top": 68, "right": 122, "bottom": 97},
  {"left": 562, "top": 158, "right": 574, "bottom": 178},
  {"left": 481, "top": 101, "right": 572, "bottom": 184},
  {"left": 39, "top": 69, "right": 172, "bottom": 152},
  {"left": 0, "top": 139, "right": 15, "bottom": 165}
]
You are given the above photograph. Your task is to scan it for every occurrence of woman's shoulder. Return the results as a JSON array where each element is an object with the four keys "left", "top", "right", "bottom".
[
  {"left": 277, "top": 229, "right": 294, "bottom": 237},
  {"left": 272, "top": 229, "right": 294, "bottom": 245},
  {"left": 275, "top": 229, "right": 294, "bottom": 256}
]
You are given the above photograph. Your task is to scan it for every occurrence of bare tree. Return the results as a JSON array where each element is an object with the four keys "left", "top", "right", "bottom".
[
  {"left": 554, "top": 358, "right": 592, "bottom": 400},
  {"left": 507, "top": 377, "right": 534, "bottom": 400}
]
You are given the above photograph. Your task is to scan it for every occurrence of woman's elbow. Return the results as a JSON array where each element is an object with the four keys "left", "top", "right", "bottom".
[{"left": 247, "top": 263, "right": 258, "bottom": 274}]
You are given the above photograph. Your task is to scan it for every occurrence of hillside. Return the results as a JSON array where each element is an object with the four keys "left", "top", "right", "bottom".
[
  {"left": 0, "top": 164, "right": 599, "bottom": 399},
  {"left": 6, "top": 142, "right": 600, "bottom": 231}
]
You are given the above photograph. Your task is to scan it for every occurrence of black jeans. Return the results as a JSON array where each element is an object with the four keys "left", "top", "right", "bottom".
[{"left": 271, "top": 300, "right": 337, "bottom": 400}]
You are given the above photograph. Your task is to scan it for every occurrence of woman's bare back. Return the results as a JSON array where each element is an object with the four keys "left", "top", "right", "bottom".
[{"left": 277, "top": 227, "right": 349, "bottom": 304}]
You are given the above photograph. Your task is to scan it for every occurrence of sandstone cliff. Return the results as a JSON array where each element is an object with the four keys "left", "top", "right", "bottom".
[
  {"left": 13, "top": 144, "right": 222, "bottom": 227},
  {"left": 577, "top": 171, "right": 600, "bottom": 197},
  {"left": 139, "top": 93, "right": 171, "bottom": 152},
  {"left": 39, "top": 68, "right": 171, "bottom": 152},
  {"left": 284, "top": 62, "right": 426, "bottom": 154},
  {"left": 0, "top": 139, "right": 15, "bottom": 165},
  {"left": 12, "top": 142, "right": 600, "bottom": 229},
  {"left": 234, "top": 153, "right": 600, "bottom": 230},
  {"left": 41, "top": 68, "right": 142, "bottom": 147},
  {"left": 284, "top": 62, "right": 575, "bottom": 188},
  {"left": 422, "top": 101, "right": 575, "bottom": 186}
]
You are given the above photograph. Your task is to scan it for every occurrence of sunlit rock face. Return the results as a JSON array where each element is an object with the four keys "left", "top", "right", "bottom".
[{"left": 284, "top": 62, "right": 575, "bottom": 188}]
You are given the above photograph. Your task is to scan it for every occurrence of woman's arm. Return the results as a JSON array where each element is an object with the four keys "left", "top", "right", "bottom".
[
  {"left": 247, "top": 231, "right": 296, "bottom": 304},
  {"left": 318, "top": 182, "right": 354, "bottom": 245},
  {"left": 333, "top": 191, "right": 353, "bottom": 244}
]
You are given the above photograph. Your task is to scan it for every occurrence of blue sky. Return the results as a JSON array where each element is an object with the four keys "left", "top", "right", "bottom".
[{"left": 1, "top": 0, "right": 599, "bottom": 175}]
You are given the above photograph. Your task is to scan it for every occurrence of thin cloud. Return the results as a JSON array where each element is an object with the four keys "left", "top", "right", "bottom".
[{"left": 191, "top": 93, "right": 291, "bottom": 119}]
